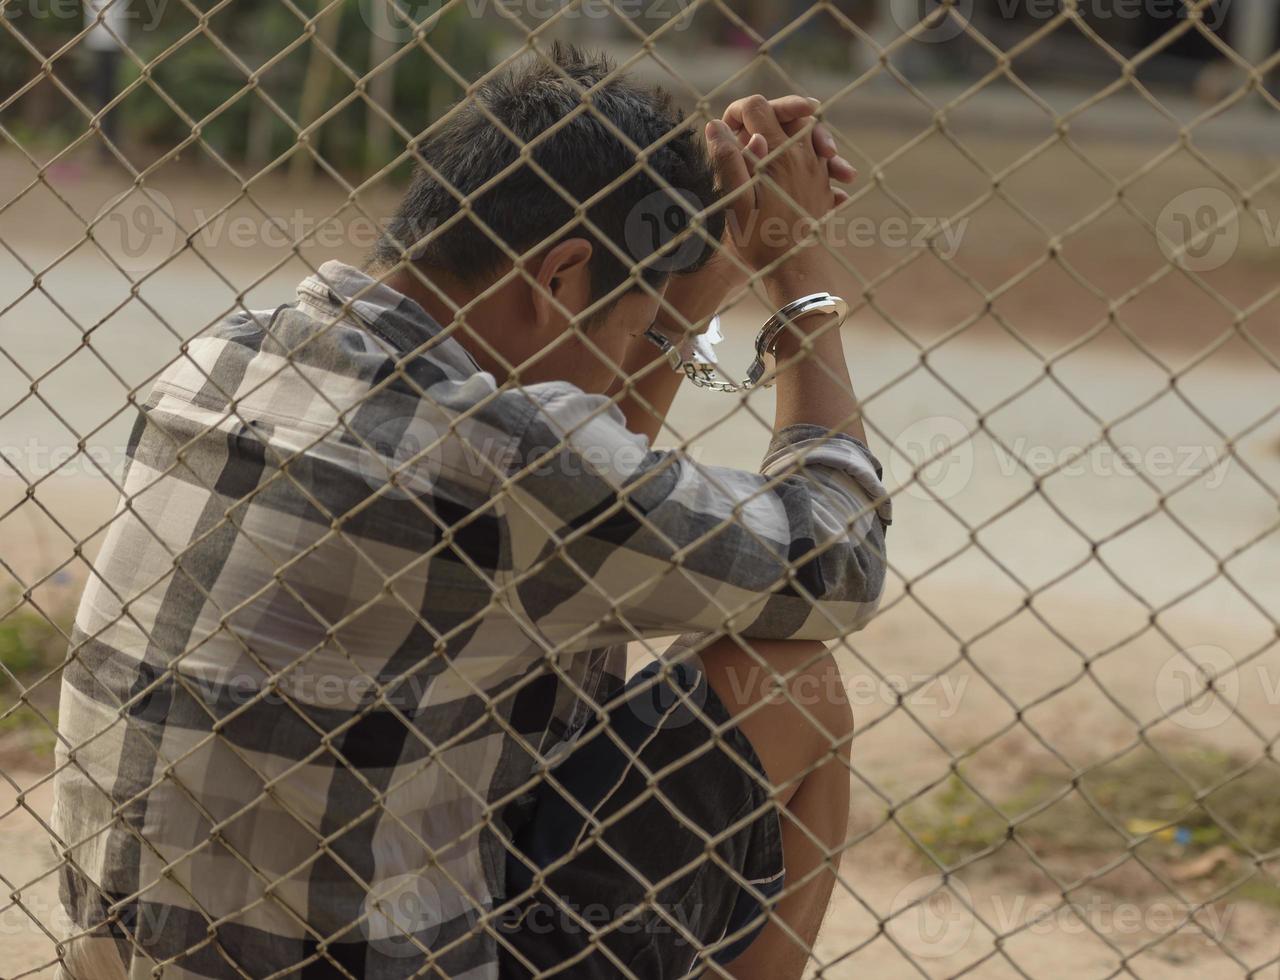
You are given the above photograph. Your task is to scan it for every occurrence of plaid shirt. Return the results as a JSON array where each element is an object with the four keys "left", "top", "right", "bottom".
[{"left": 51, "top": 261, "right": 890, "bottom": 979}]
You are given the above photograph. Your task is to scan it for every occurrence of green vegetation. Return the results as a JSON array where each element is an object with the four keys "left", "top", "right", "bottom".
[
  {"left": 2, "top": 0, "right": 491, "bottom": 170},
  {"left": 902, "top": 746, "right": 1280, "bottom": 905},
  {"left": 0, "top": 592, "right": 69, "bottom": 763},
  {"left": 0, "top": 595, "right": 66, "bottom": 684}
]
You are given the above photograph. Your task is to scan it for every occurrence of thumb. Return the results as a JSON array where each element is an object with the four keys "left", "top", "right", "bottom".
[{"left": 705, "top": 120, "right": 755, "bottom": 243}]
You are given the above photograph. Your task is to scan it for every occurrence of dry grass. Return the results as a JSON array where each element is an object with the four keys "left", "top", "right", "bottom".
[{"left": 901, "top": 743, "right": 1280, "bottom": 909}]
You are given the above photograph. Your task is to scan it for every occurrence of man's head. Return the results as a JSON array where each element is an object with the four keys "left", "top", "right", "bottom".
[{"left": 371, "top": 42, "right": 722, "bottom": 392}]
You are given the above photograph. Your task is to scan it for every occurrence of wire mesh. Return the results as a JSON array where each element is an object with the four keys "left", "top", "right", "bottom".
[{"left": 1, "top": 0, "right": 1279, "bottom": 976}]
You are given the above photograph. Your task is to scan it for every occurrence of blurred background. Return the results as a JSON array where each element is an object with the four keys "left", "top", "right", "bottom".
[
  {"left": 5, "top": 0, "right": 1279, "bottom": 168},
  {"left": 2, "top": 1, "right": 1279, "bottom": 976}
]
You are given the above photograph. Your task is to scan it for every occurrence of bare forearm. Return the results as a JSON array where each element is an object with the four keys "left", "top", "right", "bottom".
[
  {"left": 616, "top": 349, "right": 683, "bottom": 441},
  {"left": 767, "top": 260, "right": 867, "bottom": 445},
  {"left": 616, "top": 257, "right": 743, "bottom": 441}
]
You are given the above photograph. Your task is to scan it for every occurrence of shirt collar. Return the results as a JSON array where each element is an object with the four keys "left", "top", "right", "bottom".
[{"left": 297, "top": 260, "right": 481, "bottom": 375}]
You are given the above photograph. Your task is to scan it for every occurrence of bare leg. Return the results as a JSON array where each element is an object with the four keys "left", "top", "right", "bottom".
[{"left": 694, "top": 635, "right": 854, "bottom": 980}]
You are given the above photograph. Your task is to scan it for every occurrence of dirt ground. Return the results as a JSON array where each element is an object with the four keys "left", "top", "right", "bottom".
[{"left": 1, "top": 91, "right": 1278, "bottom": 977}]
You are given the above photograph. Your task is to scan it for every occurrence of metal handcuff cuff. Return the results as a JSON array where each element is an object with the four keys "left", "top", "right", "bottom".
[{"left": 642, "top": 292, "right": 849, "bottom": 393}]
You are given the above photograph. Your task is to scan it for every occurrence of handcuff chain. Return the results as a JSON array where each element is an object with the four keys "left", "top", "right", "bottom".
[{"left": 645, "top": 293, "right": 849, "bottom": 394}]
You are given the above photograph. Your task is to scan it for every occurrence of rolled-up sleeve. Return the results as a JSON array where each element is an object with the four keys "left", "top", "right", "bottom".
[{"left": 498, "top": 385, "right": 890, "bottom": 650}]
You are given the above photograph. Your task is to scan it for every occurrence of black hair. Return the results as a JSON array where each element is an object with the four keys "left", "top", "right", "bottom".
[{"left": 371, "top": 42, "right": 722, "bottom": 308}]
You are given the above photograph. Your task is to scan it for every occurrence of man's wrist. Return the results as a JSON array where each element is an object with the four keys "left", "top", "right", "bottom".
[
  {"left": 763, "top": 253, "right": 844, "bottom": 309},
  {"left": 762, "top": 282, "right": 849, "bottom": 367},
  {"left": 771, "top": 309, "right": 841, "bottom": 364},
  {"left": 659, "top": 253, "right": 740, "bottom": 336}
]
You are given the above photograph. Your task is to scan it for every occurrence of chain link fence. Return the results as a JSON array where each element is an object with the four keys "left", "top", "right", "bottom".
[{"left": 2, "top": 0, "right": 1279, "bottom": 976}]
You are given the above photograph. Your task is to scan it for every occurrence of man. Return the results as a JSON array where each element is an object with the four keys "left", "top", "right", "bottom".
[{"left": 52, "top": 44, "right": 890, "bottom": 979}]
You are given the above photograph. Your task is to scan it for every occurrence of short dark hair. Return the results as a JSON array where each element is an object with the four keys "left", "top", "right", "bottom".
[{"left": 371, "top": 43, "right": 722, "bottom": 307}]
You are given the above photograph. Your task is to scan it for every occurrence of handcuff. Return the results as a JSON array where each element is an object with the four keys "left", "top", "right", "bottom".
[{"left": 642, "top": 292, "right": 849, "bottom": 393}]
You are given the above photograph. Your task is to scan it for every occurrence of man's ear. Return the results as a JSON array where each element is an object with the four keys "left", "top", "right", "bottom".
[{"left": 529, "top": 238, "right": 594, "bottom": 331}]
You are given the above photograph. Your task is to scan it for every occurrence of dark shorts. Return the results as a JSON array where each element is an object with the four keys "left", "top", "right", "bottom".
[{"left": 497, "top": 660, "right": 785, "bottom": 978}]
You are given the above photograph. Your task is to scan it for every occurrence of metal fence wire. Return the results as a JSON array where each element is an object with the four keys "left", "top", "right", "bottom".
[{"left": 2, "top": 0, "right": 1280, "bottom": 976}]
